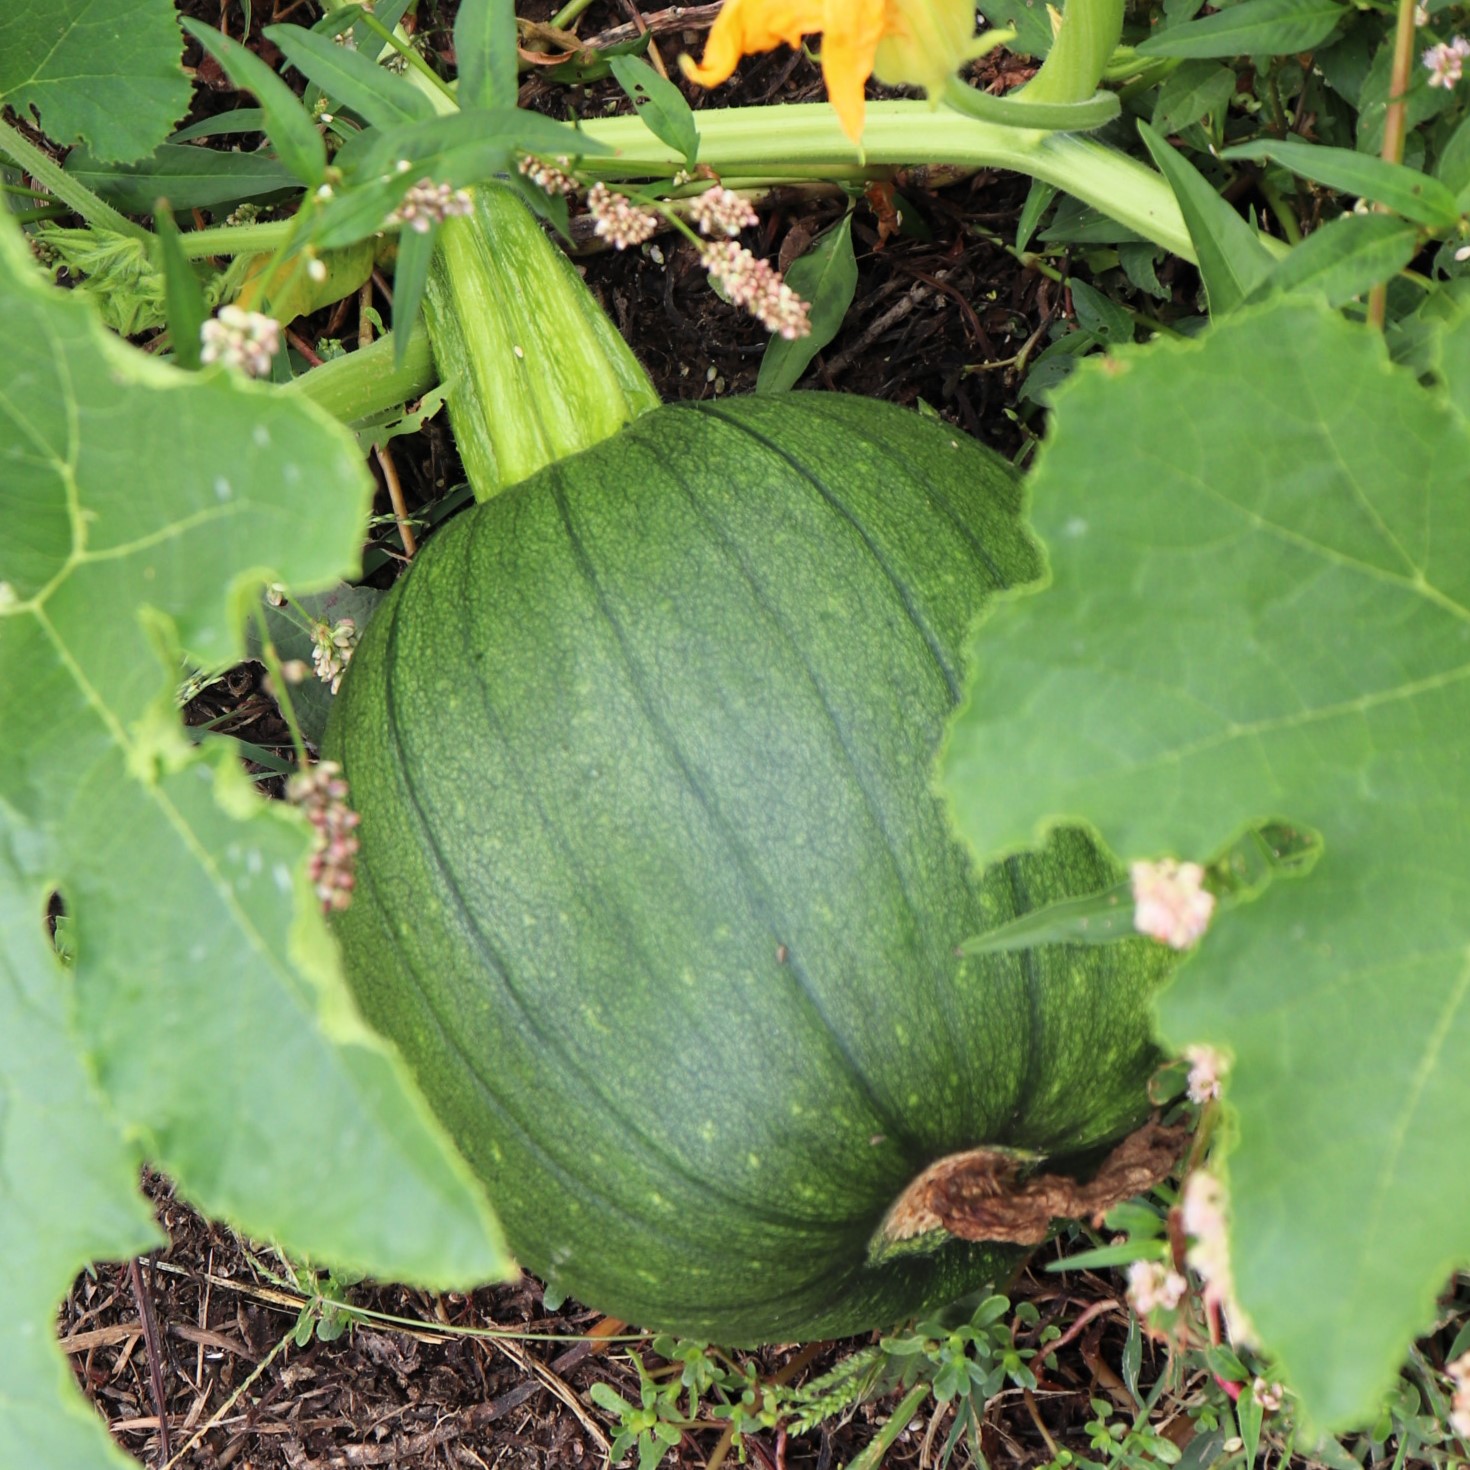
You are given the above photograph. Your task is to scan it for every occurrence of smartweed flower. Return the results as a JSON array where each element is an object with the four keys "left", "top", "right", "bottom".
[
  {"left": 391, "top": 178, "right": 474, "bottom": 233},
  {"left": 700, "top": 240, "right": 812, "bottom": 338},
  {"left": 1424, "top": 35, "right": 1470, "bottom": 88},
  {"left": 1130, "top": 858, "right": 1215, "bottom": 949},
  {"left": 680, "top": 0, "right": 978, "bottom": 144},
  {"left": 288, "top": 761, "right": 361, "bottom": 912},
  {"left": 688, "top": 185, "right": 761, "bottom": 238},
  {"left": 200, "top": 305, "right": 281, "bottom": 379},
  {"left": 518, "top": 154, "right": 578, "bottom": 196},
  {"left": 1126, "top": 1259, "right": 1188, "bottom": 1319},
  {"left": 1447, "top": 1352, "right": 1470, "bottom": 1437},
  {"left": 586, "top": 182, "right": 660, "bottom": 250},
  {"left": 1183, "top": 1042, "right": 1228, "bottom": 1104},
  {"left": 311, "top": 618, "right": 358, "bottom": 695}
]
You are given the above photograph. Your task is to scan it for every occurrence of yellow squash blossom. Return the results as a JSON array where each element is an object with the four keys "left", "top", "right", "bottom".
[{"left": 681, "top": 0, "right": 977, "bottom": 145}]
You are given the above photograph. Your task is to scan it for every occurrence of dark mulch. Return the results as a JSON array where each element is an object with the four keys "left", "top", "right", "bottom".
[
  {"left": 57, "top": 4, "right": 1154, "bottom": 1467},
  {"left": 66, "top": 1176, "right": 1184, "bottom": 1470}
]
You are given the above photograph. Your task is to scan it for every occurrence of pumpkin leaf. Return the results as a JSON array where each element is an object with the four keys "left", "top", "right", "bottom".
[
  {"left": 0, "top": 841, "right": 160, "bottom": 1470},
  {"left": 0, "top": 0, "right": 189, "bottom": 164},
  {"left": 0, "top": 216, "right": 509, "bottom": 1453},
  {"left": 940, "top": 295, "right": 1470, "bottom": 1430}
]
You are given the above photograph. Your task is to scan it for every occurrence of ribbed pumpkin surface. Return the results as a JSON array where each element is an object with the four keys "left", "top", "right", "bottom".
[{"left": 326, "top": 394, "right": 1167, "bottom": 1342}]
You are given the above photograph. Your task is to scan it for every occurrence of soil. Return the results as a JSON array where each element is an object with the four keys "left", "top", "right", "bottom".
[
  {"left": 65, "top": 1176, "right": 1184, "bottom": 1470},
  {"left": 59, "top": 4, "right": 1181, "bottom": 1467}
]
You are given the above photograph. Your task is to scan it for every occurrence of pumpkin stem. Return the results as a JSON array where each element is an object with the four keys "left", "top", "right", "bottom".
[{"left": 870, "top": 1118, "right": 1189, "bottom": 1261}]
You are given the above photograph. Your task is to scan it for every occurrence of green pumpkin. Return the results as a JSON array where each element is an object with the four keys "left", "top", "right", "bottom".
[{"left": 325, "top": 393, "right": 1169, "bottom": 1343}]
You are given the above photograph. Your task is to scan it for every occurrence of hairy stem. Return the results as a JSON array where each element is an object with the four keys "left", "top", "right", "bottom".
[{"left": 0, "top": 114, "right": 150, "bottom": 241}]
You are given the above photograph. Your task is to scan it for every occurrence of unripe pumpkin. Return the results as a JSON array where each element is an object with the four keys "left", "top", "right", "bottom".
[{"left": 325, "top": 392, "right": 1171, "bottom": 1342}]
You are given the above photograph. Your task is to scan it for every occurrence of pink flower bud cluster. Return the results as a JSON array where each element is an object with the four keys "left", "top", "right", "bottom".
[
  {"left": 1126, "top": 1259, "right": 1188, "bottom": 1319},
  {"left": 586, "top": 181, "right": 659, "bottom": 250},
  {"left": 391, "top": 178, "right": 474, "bottom": 233},
  {"left": 699, "top": 240, "right": 811, "bottom": 340},
  {"left": 1130, "top": 858, "right": 1215, "bottom": 949},
  {"left": 287, "top": 760, "right": 361, "bottom": 912},
  {"left": 1252, "top": 1378, "right": 1286, "bottom": 1415},
  {"left": 311, "top": 617, "right": 358, "bottom": 695},
  {"left": 518, "top": 154, "right": 578, "bottom": 196},
  {"left": 1448, "top": 1352, "right": 1470, "bottom": 1437},
  {"left": 1180, "top": 1169, "right": 1254, "bottom": 1342},
  {"left": 200, "top": 305, "right": 281, "bottom": 379},
  {"left": 1183, "top": 1042, "right": 1228, "bottom": 1104},
  {"left": 688, "top": 185, "right": 759, "bottom": 238},
  {"left": 1424, "top": 36, "right": 1470, "bottom": 87}
]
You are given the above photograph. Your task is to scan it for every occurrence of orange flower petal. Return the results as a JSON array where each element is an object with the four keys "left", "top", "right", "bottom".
[
  {"left": 681, "top": 0, "right": 829, "bottom": 87},
  {"left": 818, "top": 0, "right": 886, "bottom": 142}
]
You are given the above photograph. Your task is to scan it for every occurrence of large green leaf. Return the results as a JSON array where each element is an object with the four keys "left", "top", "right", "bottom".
[
  {"left": 0, "top": 0, "right": 189, "bottom": 163},
  {"left": 0, "top": 218, "right": 509, "bottom": 1469},
  {"left": 940, "top": 297, "right": 1470, "bottom": 1429},
  {"left": 0, "top": 840, "right": 159, "bottom": 1470}
]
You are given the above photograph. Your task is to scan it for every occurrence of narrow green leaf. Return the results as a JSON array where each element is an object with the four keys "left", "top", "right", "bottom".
[
  {"left": 1436, "top": 109, "right": 1470, "bottom": 196},
  {"left": 1224, "top": 139, "right": 1460, "bottom": 228},
  {"left": 456, "top": 0, "right": 518, "bottom": 112},
  {"left": 0, "top": 0, "right": 189, "bottom": 163},
  {"left": 153, "top": 203, "right": 206, "bottom": 370},
  {"left": 65, "top": 142, "right": 298, "bottom": 213},
  {"left": 1138, "top": 121, "right": 1274, "bottom": 315},
  {"left": 170, "top": 107, "right": 268, "bottom": 142},
  {"left": 1238, "top": 1385, "right": 1264, "bottom": 1464},
  {"left": 1356, "top": 30, "right": 1453, "bottom": 155},
  {"left": 756, "top": 213, "right": 858, "bottom": 392},
  {"left": 1118, "top": 242, "right": 1170, "bottom": 299},
  {"left": 1247, "top": 211, "right": 1420, "bottom": 307},
  {"left": 959, "top": 882, "right": 1135, "bottom": 953},
  {"left": 1136, "top": 0, "right": 1345, "bottom": 58},
  {"left": 1048, "top": 1239, "right": 1164, "bottom": 1270},
  {"left": 349, "top": 109, "right": 605, "bottom": 185},
  {"left": 1015, "top": 178, "right": 1057, "bottom": 254},
  {"left": 267, "top": 23, "right": 436, "bottom": 128},
  {"left": 940, "top": 295, "right": 1470, "bottom": 1429},
  {"left": 332, "top": 0, "right": 416, "bottom": 56},
  {"left": 1068, "top": 278, "right": 1134, "bottom": 344},
  {"left": 609, "top": 54, "right": 699, "bottom": 167},
  {"left": 1151, "top": 59, "right": 1237, "bottom": 134},
  {"left": 183, "top": 18, "right": 326, "bottom": 187},
  {"left": 391, "top": 221, "right": 437, "bottom": 369}
]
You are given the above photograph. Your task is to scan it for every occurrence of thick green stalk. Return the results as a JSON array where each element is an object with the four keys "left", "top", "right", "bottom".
[
  {"left": 387, "top": 18, "right": 659, "bottom": 500},
  {"left": 0, "top": 114, "right": 150, "bottom": 242},
  {"left": 423, "top": 183, "right": 660, "bottom": 500},
  {"left": 579, "top": 102, "right": 1194, "bottom": 262},
  {"left": 1021, "top": 0, "right": 1127, "bottom": 104},
  {"left": 284, "top": 321, "right": 436, "bottom": 421}
]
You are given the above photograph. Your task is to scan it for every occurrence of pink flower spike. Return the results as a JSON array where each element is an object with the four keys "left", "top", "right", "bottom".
[{"left": 586, "top": 182, "right": 659, "bottom": 250}]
